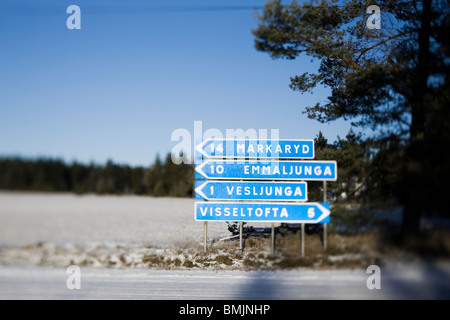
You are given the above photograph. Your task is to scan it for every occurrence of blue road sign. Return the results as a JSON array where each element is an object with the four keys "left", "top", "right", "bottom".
[
  {"left": 195, "top": 202, "right": 330, "bottom": 223},
  {"left": 195, "top": 181, "right": 308, "bottom": 201},
  {"left": 195, "top": 139, "right": 314, "bottom": 159},
  {"left": 195, "top": 160, "right": 337, "bottom": 181}
]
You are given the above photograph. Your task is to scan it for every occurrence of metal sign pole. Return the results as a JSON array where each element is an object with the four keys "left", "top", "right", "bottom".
[
  {"left": 301, "top": 223, "right": 305, "bottom": 257},
  {"left": 271, "top": 223, "right": 275, "bottom": 255},
  {"left": 239, "top": 221, "right": 243, "bottom": 252},
  {"left": 323, "top": 181, "right": 328, "bottom": 251},
  {"left": 204, "top": 221, "right": 208, "bottom": 252}
]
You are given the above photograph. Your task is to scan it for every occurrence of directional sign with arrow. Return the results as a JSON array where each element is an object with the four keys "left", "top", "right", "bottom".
[
  {"left": 195, "top": 202, "right": 330, "bottom": 223},
  {"left": 195, "top": 159, "right": 337, "bottom": 181},
  {"left": 195, "top": 180, "right": 308, "bottom": 201},
  {"left": 195, "top": 138, "right": 314, "bottom": 159}
]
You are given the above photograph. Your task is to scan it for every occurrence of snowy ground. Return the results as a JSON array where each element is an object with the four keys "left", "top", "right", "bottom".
[
  {"left": 1, "top": 191, "right": 450, "bottom": 299},
  {"left": 0, "top": 191, "right": 221, "bottom": 248},
  {"left": 0, "top": 192, "right": 283, "bottom": 270}
]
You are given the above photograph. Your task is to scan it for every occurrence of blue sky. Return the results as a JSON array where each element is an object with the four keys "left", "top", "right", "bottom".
[{"left": 0, "top": 0, "right": 353, "bottom": 167}]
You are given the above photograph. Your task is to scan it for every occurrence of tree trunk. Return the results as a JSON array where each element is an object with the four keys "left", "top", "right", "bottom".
[{"left": 401, "top": 0, "right": 432, "bottom": 237}]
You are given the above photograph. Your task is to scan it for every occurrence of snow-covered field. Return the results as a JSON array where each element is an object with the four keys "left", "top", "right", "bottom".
[
  {"left": 0, "top": 192, "right": 273, "bottom": 269},
  {"left": 0, "top": 191, "right": 223, "bottom": 247}
]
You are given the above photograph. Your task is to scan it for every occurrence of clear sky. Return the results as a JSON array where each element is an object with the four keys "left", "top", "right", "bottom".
[{"left": 0, "top": 0, "right": 353, "bottom": 167}]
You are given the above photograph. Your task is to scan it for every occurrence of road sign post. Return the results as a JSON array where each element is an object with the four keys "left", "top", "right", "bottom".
[
  {"left": 271, "top": 223, "right": 275, "bottom": 256},
  {"left": 204, "top": 221, "right": 207, "bottom": 252},
  {"left": 194, "top": 138, "right": 336, "bottom": 256},
  {"left": 323, "top": 181, "right": 328, "bottom": 251},
  {"left": 239, "top": 222, "right": 243, "bottom": 252},
  {"left": 301, "top": 223, "right": 305, "bottom": 257}
]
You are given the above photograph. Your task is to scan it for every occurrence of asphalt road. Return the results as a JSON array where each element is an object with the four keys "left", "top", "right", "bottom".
[{"left": 1, "top": 262, "right": 450, "bottom": 300}]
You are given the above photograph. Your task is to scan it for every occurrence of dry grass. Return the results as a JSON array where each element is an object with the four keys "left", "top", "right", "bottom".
[
  {"left": 398, "top": 228, "right": 450, "bottom": 257},
  {"left": 1, "top": 229, "right": 449, "bottom": 271},
  {"left": 272, "top": 232, "right": 387, "bottom": 269},
  {"left": 164, "top": 230, "right": 395, "bottom": 270}
]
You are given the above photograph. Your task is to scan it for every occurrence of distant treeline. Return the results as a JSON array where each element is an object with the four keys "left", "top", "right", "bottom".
[{"left": 0, "top": 154, "right": 194, "bottom": 197}]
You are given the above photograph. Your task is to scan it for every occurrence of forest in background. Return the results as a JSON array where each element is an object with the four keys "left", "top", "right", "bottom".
[{"left": 0, "top": 153, "right": 193, "bottom": 198}]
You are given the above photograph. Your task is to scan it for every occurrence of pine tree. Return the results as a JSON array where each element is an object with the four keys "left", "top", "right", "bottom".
[{"left": 253, "top": 0, "right": 450, "bottom": 235}]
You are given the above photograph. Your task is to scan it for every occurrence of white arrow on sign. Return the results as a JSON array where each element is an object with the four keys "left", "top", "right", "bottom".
[
  {"left": 195, "top": 139, "right": 212, "bottom": 158},
  {"left": 314, "top": 203, "right": 331, "bottom": 223}
]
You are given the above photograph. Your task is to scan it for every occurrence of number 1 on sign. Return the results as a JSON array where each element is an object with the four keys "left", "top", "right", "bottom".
[{"left": 210, "top": 185, "right": 214, "bottom": 195}]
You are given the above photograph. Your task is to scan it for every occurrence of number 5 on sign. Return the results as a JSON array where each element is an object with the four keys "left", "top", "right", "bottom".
[{"left": 307, "top": 207, "right": 315, "bottom": 218}]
